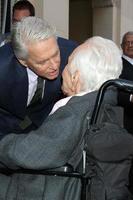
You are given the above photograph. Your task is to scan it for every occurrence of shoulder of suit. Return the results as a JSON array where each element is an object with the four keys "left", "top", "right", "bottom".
[{"left": 0, "top": 42, "right": 13, "bottom": 57}]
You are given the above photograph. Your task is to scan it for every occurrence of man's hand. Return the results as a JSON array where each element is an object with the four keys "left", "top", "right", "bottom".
[{"left": 62, "top": 67, "right": 80, "bottom": 96}]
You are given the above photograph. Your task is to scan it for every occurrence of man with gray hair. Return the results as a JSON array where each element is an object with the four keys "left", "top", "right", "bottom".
[
  {"left": 0, "top": 16, "right": 74, "bottom": 134},
  {"left": 118, "top": 31, "right": 133, "bottom": 133},
  {"left": 118, "top": 31, "right": 133, "bottom": 194},
  {"left": 62, "top": 36, "right": 122, "bottom": 101}
]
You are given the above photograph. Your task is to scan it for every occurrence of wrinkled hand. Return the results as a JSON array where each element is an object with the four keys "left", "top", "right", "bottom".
[{"left": 62, "top": 67, "right": 80, "bottom": 96}]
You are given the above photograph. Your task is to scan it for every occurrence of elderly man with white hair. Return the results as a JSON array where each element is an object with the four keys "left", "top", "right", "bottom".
[
  {"left": 0, "top": 36, "right": 133, "bottom": 200},
  {"left": 52, "top": 36, "right": 122, "bottom": 113}
]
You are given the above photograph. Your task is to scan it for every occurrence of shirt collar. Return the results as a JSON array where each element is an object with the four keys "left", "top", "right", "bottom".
[
  {"left": 26, "top": 67, "right": 38, "bottom": 81},
  {"left": 123, "top": 55, "right": 133, "bottom": 65}
]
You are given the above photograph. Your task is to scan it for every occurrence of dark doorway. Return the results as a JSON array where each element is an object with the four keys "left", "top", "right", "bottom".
[{"left": 69, "top": 0, "right": 93, "bottom": 44}]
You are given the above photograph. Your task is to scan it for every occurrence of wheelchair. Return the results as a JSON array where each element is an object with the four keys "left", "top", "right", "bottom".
[{"left": 1, "top": 79, "right": 133, "bottom": 200}]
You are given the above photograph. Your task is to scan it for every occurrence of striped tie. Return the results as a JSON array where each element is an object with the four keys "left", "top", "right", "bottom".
[{"left": 30, "top": 76, "right": 44, "bottom": 105}]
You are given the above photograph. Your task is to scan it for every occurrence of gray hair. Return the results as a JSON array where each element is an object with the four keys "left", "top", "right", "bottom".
[
  {"left": 11, "top": 16, "right": 57, "bottom": 60},
  {"left": 68, "top": 36, "right": 122, "bottom": 93},
  {"left": 121, "top": 31, "right": 133, "bottom": 47}
]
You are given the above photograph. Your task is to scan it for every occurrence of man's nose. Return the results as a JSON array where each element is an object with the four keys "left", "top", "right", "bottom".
[{"left": 129, "top": 41, "right": 133, "bottom": 47}]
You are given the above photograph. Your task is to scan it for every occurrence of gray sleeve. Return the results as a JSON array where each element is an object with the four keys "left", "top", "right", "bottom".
[{"left": 0, "top": 101, "right": 88, "bottom": 170}]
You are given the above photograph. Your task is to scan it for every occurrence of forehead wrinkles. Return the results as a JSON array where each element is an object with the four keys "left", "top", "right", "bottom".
[
  {"left": 125, "top": 35, "right": 133, "bottom": 41},
  {"left": 27, "top": 38, "right": 59, "bottom": 60}
]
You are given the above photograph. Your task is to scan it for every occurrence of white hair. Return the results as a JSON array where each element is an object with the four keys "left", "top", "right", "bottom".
[
  {"left": 68, "top": 36, "right": 122, "bottom": 93},
  {"left": 11, "top": 16, "right": 57, "bottom": 60}
]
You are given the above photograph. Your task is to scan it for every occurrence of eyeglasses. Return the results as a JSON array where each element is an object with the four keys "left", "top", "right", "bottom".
[{"left": 124, "top": 41, "right": 133, "bottom": 46}]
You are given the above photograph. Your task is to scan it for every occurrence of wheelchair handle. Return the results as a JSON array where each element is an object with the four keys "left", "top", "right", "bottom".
[{"left": 90, "top": 79, "right": 133, "bottom": 125}]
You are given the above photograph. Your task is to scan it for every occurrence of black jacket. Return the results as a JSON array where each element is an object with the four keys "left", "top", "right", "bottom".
[{"left": 118, "top": 57, "right": 133, "bottom": 133}]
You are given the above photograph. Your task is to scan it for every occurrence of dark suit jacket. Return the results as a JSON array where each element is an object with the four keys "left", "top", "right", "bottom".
[
  {"left": 118, "top": 57, "right": 133, "bottom": 133},
  {"left": 58, "top": 37, "right": 78, "bottom": 67},
  {"left": 0, "top": 39, "right": 77, "bottom": 134}
]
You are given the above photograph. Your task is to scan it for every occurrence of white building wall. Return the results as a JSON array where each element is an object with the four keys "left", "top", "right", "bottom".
[
  {"left": 93, "top": 7, "right": 113, "bottom": 40},
  {"left": 29, "top": 0, "right": 69, "bottom": 39},
  {"left": 92, "top": 0, "right": 121, "bottom": 46},
  {"left": 43, "top": 0, "right": 69, "bottom": 38},
  {"left": 29, "top": 0, "right": 133, "bottom": 45},
  {"left": 120, "top": 0, "right": 133, "bottom": 42},
  {"left": 28, "top": 0, "right": 43, "bottom": 18},
  {"left": 112, "top": 1, "right": 121, "bottom": 46}
]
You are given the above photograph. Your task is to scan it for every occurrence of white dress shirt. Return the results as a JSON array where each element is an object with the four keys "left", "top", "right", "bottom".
[
  {"left": 123, "top": 55, "right": 133, "bottom": 65},
  {"left": 50, "top": 92, "right": 87, "bottom": 115},
  {"left": 26, "top": 68, "right": 38, "bottom": 106}
]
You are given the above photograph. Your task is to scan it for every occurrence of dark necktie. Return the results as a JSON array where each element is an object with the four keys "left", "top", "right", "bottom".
[
  {"left": 19, "top": 77, "right": 44, "bottom": 130},
  {"left": 30, "top": 76, "right": 44, "bottom": 105}
]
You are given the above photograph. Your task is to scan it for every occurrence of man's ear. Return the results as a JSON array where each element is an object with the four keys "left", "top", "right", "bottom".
[{"left": 19, "top": 59, "right": 28, "bottom": 67}]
